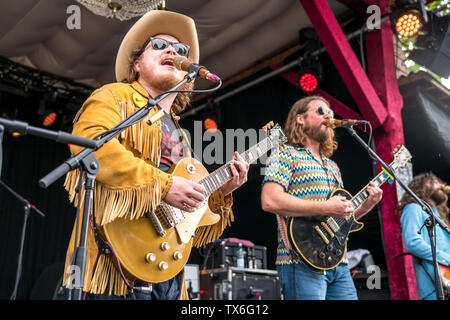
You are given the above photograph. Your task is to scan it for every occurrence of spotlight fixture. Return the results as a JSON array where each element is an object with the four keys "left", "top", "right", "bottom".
[
  {"left": 42, "top": 111, "right": 58, "bottom": 127},
  {"left": 203, "top": 117, "right": 218, "bottom": 132},
  {"left": 395, "top": 12, "right": 422, "bottom": 37},
  {"left": 202, "top": 100, "right": 221, "bottom": 133},
  {"left": 392, "top": 0, "right": 428, "bottom": 38},
  {"left": 297, "top": 55, "right": 322, "bottom": 94}
]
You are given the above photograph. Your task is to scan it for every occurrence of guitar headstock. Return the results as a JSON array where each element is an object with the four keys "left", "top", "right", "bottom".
[
  {"left": 390, "top": 145, "right": 412, "bottom": 170},
  {"left": 262, "top": 121, "right": 275, "bottom": 131},
  {"left": 263, "top": 122, "right": 287, "bottom": 149}
]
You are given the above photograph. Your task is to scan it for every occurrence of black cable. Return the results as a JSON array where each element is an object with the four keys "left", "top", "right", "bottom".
[{"left": 93, "top": 79, "right": 223, "bottom": 141}]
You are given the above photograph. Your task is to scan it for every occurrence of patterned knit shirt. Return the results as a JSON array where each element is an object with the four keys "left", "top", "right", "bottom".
[{"left": 262, "top": 145, "right": 344, "bottom": 265}]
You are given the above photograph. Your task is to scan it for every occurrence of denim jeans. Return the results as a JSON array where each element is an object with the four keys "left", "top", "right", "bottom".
[
  {"left": 277, "top": 262, "right": 358, "bottom": 300},
  {"left": 85, "top": 275, "right": 181, "bottom": 300}
]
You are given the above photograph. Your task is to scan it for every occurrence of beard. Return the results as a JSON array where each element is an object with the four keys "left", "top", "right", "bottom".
[
  {"left": 304, "top": 123, "right": 330, "bottom": 143},
  {"left": 150, "top": 73, "right": 182, "bottom": 92},
  {"left": 431, "top": 188, "right": 448, "bottom": 206}
]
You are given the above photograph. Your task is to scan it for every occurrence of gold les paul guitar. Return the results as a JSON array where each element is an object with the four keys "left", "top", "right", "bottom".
[{"left": 101, "top": 122, "right": 287, "bottom": 283}]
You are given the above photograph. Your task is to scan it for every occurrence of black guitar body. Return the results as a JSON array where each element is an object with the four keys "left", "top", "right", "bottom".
[
  {"left": 286, "top": 146, "right": 412, "bottom": 271},
  {"left": 287, "top": 189, "right": 364, "bottom": 271}
]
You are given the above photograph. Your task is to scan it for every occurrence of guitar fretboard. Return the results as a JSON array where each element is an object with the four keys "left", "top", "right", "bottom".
[
  {"left": 199, "top": 137, "right": 273, "bottom": 196},
  {"left": 350, "top": 170, "right": 388, "bottom": 209}
]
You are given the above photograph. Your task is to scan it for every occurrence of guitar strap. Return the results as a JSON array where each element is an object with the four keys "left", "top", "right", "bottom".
[
  {"left": 276, "top": 214, "right": 293, "bottom": 251},
  {"left": 170, "top": 108, "right": 194, "bottom": 159}
]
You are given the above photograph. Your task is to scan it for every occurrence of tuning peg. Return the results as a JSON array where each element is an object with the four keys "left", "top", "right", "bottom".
[
  {"left": 391, "top": 145, "right": 400, "bottom": 156},
  {"left": 263, "top": 121, "right": 274, "bottom": 131}
]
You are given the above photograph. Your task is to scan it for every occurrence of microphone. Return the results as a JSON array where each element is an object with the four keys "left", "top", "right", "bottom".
[
  {"left": 442, "top": 186, "right": 450, "bottom": 194},
  {"left": 173, "top": 56, "right": 221, "bottom": 83},
  {"left": 326, "top": 119, "right": 368, "bottom": 128}
]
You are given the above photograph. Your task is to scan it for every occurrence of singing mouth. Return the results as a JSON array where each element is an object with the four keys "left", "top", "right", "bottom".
[{"left": 161, "top": 57, "right": 174, "bottom": 67}]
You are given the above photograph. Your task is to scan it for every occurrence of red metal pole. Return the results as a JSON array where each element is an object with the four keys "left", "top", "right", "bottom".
[
  {"left": 365, "top": 2, "right": 418, "bottom": 300},
  {"left": 299, "top": 0, "right": 388, "bottom": 128}
]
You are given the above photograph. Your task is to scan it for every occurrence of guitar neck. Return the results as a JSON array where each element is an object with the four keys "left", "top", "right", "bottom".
[
  {"left": 350, "top": 170, "right": 389, "bottom": 210},
  {"left": 199, "top": 136, "right": 273, "bottom": 197}
]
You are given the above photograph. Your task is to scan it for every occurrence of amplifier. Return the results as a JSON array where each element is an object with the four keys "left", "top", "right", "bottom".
[
  {"left": 200, "top": 267, "right": 282, "bottom": 300},
  {"left": 203, "top": 241, "right": 267, "bottom": 270}
]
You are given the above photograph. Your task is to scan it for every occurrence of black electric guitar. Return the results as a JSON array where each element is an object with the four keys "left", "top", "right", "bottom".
[{"left": 287, "top": 145, "right": 412, "bottom": 271}]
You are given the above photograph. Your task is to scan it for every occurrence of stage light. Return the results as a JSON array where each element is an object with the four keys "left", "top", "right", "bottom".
[
  {"left": 42, "top": 111, "right": 58, "bottom": 127},
  {"left": 204, "top": 117, "right": 218, "bottom": 132},
  {"left": 202, "top": 100, "right": 221, "bottom": 133},
  {"left": 395, "top": 12, "right": 422, "bottom": 37},
  {"left": 297, "top": 55, "right": 322, "bottom": 94},
  {"left": 11, "top": 132, "right": 21, "bottom": 137},
  {"left": 298, "top": 72, "right": 319, "bottom": 93},
  {"left": 392, "top": 0, "right": 428, "bottom": 37}
]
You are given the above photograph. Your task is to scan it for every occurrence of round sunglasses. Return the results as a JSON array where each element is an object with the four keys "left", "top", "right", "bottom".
[
  {"left": 316, "top": 105, "right": 334, "bottom": 118},
  {"left": 149, "top": 37, "right": 190, "bottom": 57}
]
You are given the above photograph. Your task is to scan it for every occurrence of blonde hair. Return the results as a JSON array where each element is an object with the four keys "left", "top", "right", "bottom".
[{"left": 283, "top": 95, "right": 338, "bottom": 158}]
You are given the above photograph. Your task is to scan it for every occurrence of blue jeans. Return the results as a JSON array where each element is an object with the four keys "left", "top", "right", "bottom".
[
  {"left": 85, "top": 275, "right": 181, "bottom": 300},
  {"left": 277, "top": 262, "right": 358, "bottom": 300}
]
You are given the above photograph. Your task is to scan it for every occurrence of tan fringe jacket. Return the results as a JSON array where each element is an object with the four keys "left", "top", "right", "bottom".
[{"left": 62, "top": 81, "right": 233, "bottom": 299}]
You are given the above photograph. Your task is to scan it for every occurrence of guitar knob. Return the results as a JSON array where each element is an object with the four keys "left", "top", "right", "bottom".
[
  {"left": 336, "top": 249, "right": 343, "bottom": 256},
  {"left": 145, "top": 253, "right": 156, "bottom": 263},
  {"left": 173, "top": 251, "right": 183, "bottom": 260},
  {"left": 160, "top": 242, "right": 171, "bottom": 251},
  {"left": 159, "top": 261, "right": 168, "bottom": 271},
  {"left": 319, "top": 252, "right": 326, "bottom": 259}
]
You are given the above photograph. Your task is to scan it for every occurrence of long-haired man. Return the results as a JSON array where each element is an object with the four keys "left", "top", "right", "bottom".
[
  {"left": 398, "top": 172, "right": 450, "bottom": 300},
  {"left": 261, "top": 96, "right": 383, "bottom": 300}
]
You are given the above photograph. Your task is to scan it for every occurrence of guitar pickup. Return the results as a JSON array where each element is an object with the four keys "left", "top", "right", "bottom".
[
  {"left": 148, "top": 210, "right": 166, "bottom": 237},
  {"left": 321, "top": 222, "right": 335, "bottom": 238},
  {"left": 314, "top": 226, "right": 329, "bottom": 245},
  {"left": 326, "top": 217, "right": 340, "bottom": 233}
]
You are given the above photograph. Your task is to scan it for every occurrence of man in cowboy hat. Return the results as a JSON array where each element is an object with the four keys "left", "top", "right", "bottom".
[{"left": 62, "top": 10, "right": 249, "bottom": 300}]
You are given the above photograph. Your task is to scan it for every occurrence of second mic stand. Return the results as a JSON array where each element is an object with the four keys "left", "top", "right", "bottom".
[
  {"left": 39, "top": 72, "right": 197, "bottom": 300},
  {"left": 0, "top": 180, "right": 45, "bottom": 300},
  {"left": 345, "top": 125, "right": 449, "bottom": 300}
]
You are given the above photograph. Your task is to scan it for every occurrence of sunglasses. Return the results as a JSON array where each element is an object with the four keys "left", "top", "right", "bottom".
[
  {"left": 149, "top": 37, "right": 190, "bottom": 57},
  {"left": 317, "top": 106, "right": 334, "bottom": 118}
]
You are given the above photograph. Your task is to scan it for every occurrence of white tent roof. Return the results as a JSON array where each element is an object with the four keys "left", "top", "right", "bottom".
[{"left": 0, "top": 0, "right": 349, "bottom": 88}]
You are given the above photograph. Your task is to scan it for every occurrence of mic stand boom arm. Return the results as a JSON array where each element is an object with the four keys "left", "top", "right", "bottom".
[
  {"left": 344, "top": 125, "right": 448, "bottom": 301},
  {"left": 38, "top": 75, "right": 193, "bottom": 300}
]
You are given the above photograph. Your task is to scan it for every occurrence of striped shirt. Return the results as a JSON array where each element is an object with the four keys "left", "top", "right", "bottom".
[{"left": 262, "top": 145, "right": 345, "bottom": 265}]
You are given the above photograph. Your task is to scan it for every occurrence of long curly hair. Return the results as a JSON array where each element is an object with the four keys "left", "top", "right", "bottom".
[
  {"left": 124, "top": 37, "right": 194, "bottom": 114},
  {"left": 397, "top": 172, "right": 449, "bottom": 227},
  {"left": 283, "top": 96, "right": 338, "bottom": 158}
]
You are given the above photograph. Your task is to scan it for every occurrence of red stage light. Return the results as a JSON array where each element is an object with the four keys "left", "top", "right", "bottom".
[
  {"left": 204, "top": 117, "right": 218, "bottom": 132},
  {"left": 42, "top": 112, "right": 57, "bottom": 127},
  {"left": 299, "top": 72, "right": 319, "bottom": 93}
]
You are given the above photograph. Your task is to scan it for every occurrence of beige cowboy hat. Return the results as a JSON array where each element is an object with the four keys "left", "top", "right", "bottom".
[{"left": 115, "top": 10, "right": 199, "bottom": 82}]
